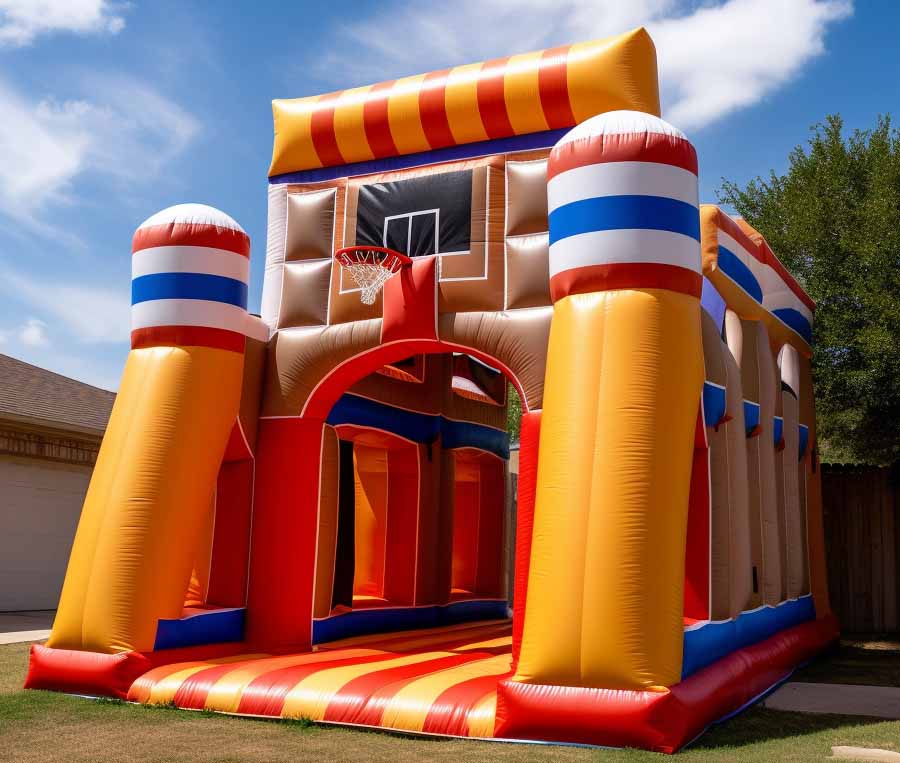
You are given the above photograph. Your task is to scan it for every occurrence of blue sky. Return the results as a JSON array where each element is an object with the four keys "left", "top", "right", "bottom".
[{"left": 0, "top": 0, "right": 894, "bottom": 390}]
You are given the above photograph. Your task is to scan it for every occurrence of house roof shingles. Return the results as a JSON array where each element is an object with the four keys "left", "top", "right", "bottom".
[{"left": 0, "top": 354, "right": 115, "bottom": 435}]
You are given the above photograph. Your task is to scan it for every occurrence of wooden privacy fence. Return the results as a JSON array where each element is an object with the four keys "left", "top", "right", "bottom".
[{"left": 822, "top": 464, "right": 899, "bottom": 633}]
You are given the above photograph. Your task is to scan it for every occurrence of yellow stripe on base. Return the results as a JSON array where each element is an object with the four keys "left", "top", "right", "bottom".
[
  {"left": 379, "top": 654, "right": 511, "bottom": 733},
  {"left": 145, "top": 654, "right": 262, "bottom": 706},
  {"left": 467, "top": 691, "right": 499, "bottom": 738},
  {"left": 203, "top": 649, "right": 383, "bottom": 713},
  {"left": 280, "top": 651, "right": 454, "bottom": 721},
  {"left": 453, "top": 636, "right": 512, "bottom": 652}
]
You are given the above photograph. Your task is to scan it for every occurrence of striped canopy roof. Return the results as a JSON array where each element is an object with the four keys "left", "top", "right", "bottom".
[{"left": 269, "top": 27, "right": 660, "bottom": 178}]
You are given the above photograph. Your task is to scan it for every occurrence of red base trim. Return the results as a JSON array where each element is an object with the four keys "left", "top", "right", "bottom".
[
  {"left": 131, "top": 326, "right": 245, "bottom": 353},
  {"left": 302, "top": 338, "right": 530, "bottom": 421},
  {"left": 24, "top": 644, "right": 153, "bottom": 700},
  {"left": 550, "top": 263, "right": 703, "bottom": 303},
  {"left": 494, "top": 614, "right": 839, "bottom": 753}
]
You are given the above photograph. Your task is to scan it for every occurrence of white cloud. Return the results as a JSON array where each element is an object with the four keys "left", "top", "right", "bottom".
[
  {"left": 0, "top": 74, "right": 200, "bottom": 237},
  {"left": 652, "top": 0, "right": 853, "bottom": 128},
  {"left": 0, "top": 266, "right": 129, "bottom": 344},
  {"left": 0, "top": 0, "right": 126, "bottom": 47},
  {"left": 19, "top": 317, "right": 49, "bottom": 347},
  {"left": 315, "top": 0, "right": 852, "bottom": 131}
]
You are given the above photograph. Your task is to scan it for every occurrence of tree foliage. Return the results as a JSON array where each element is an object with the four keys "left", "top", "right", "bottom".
[
  {"left": 506, "top": 382, "right": 522, "bottom": 444},
  {"left": 719, "top": 114, "right": 900, "bottom": 465}
]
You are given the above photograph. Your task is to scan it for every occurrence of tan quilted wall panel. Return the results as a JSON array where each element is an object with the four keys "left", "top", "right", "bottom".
[
  {"left": 277, "top": 259, "right": 332, "bottom": 328},
  {"left": 506, "top": 159, "right": 548, "bottom": 237},
  {"left": 285, "top": 188, "right": 336, "bottom": 262},
  {"left": 506, "top": 233, "right": 550, "bottom": 309}
]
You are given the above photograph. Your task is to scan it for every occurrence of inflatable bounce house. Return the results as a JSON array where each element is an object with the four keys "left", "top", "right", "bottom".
[{"left": 26, "top": 27, "right": 838, "bottom": 752}]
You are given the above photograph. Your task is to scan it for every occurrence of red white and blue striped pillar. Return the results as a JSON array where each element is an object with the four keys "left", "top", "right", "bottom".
[
  {"left": 516, "top": 110, "right": 706, "bottom": 689},
  {"left": 547, "top": 110, "right": 702, "bottom": 301},
  {"left": 131, "top": 204, "right": 251, "bottom": 353}
]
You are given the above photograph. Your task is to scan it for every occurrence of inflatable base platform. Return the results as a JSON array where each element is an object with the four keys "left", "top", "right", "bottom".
[{"left": 26, "top": 614, "right": 838, "bottom": 752}]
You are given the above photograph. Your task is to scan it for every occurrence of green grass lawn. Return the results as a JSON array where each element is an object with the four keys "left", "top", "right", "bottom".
[{"left": 2, "top": 640, "right": 900, "bottom": 762}]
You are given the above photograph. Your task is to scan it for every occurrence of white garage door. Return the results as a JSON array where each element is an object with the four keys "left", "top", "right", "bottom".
[{"left": 0, "top": 457, "right": 90, "bottom": 611}]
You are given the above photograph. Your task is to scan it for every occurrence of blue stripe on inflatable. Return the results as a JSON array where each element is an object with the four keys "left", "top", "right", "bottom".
[
  {"left": 773, "top": 416, "right": 784, "bottom": 446},
  {"left": 327, "top": 394, "right": 509, "bottom": 459},
  {"left": 548, "top": 195, "right": 700, "bottom": 245},
  {"left": 312, "top": 600, "right": 509, "bottom": 645},
  {"left": 681, "top": 595, "right": 815, "bottom": 678},
  {"left": 717, "top": 245, "right": 763, "bottom": 302},
  {"left": 701, "top": 276, "right": 726, "bottom": 331},
  {"left": 328, "top": 394, "right": 440, "bottom": 441},
  {"left": 132, "top": 272, "right": 248, "bottom": 308},
  {"left": 743, "top": 400, "right": 761, "bottom": 436},
  {"left": 269, "top": 128, "right": 568, "bottom": 185},
  {"left": 773, "top": 308, "right": 813, "bottom": 344},
  {"left": 441, "top": 418, "right": 510, "bottom": 457},
  {"left": 702, "top": 381, "right": 727, "bottom": 428},
  {"left": 153, "top": 607, "right": 245, "bottom": 650},
  {"left": 799, "top": 424, "right": 810, "bottom": 461}
]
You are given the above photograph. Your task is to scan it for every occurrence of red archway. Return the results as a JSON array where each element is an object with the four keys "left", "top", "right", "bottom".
[
  {"left": 245, "top": 339, "right": 541, "bottom": 656},
  {"left": 301, "top": 338, "right": 532, "bottom": 420}
]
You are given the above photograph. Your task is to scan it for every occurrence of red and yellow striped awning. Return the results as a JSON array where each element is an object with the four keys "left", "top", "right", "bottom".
[{"left": 269, "top": 27, "right": 660, "bottom": 177}]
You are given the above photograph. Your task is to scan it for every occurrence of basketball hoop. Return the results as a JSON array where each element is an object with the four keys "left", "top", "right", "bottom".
[{"left": 334, "top": 246, "right": 412, "bottom": 305}]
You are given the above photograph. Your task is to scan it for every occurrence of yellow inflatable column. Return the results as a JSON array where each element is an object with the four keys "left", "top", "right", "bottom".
[
  {"left": 515, "top": 111, "right": 704, "bottom": 689},
  {"left": 49, "top": 204, "right": 251, "bottom": 653}
]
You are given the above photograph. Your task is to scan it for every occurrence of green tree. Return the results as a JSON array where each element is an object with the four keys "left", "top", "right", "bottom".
[
  {"left": 506, "top": 382, "right": 522, "bottom": 444},
  {"left": 719, "top": 114, "right": 900, "bottom": 465}
]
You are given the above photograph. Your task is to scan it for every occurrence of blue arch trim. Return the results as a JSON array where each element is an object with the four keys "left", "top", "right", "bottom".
[
  {"left": 313, "top": 600, "right": 508, "bottom": 645},
  {"left": 327, "top": 394, "right": 509, "bottom": 459}
]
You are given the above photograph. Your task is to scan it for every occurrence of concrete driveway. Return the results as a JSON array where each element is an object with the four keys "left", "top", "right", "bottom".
[{"left": 0, "top": 610, "right": 54, "bottom": 644}]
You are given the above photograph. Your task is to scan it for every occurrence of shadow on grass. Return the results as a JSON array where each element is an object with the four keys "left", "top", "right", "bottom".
[
  {"left": 793, "top": 637, "right": 900, "bottom": 687},
  {"left": 684, "top": 633, "right": 900, "bottom": 752},
  {"left": 690, "top": 705, "right": 891, "bottom": 751}
]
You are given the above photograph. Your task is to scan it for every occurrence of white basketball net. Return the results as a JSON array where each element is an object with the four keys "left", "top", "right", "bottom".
[
  {"left": 337, "top": 249, "right": 409, "bottom": 305},
  {"left": 346, "top": 262, "right": 396, "bottom": 305}
]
